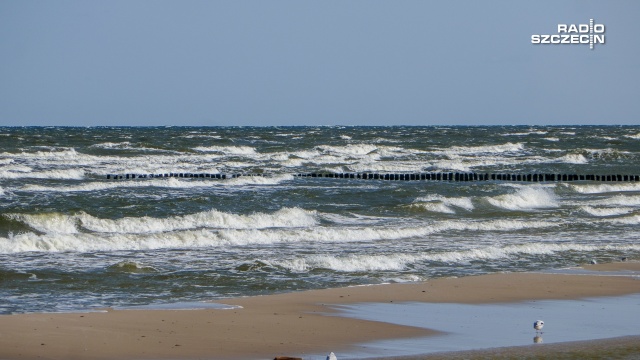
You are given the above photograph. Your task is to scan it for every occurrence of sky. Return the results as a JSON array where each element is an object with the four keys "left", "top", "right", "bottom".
[{"left": 0, "top": 0, "right": 638, "bottom": 126}]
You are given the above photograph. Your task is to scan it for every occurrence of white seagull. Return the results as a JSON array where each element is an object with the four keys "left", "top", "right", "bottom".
[
  {"left": 326, "top": 352, "right": 337, "bottom": 360},
  {"left": 534, "top": 320, "right": 544, "bottom": 334}
]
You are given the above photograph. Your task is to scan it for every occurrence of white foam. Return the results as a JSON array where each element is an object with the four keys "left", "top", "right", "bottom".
[
  {"left": 228, "top": 174, "right": 294, "bottom": 185},
  {"left": 282, "top": 254, "right": 412, "bottom": 272},
  {"left": 278, "top": 243, "right": 640, "bottom": 272},
  {"left": 193, "top": 146, "right": 258, "bottom": 155},
  {"left": 2, "top": 149, "right": 239, "bottom": 176},
  {"left": 77, "top": 207, "right": 317, "bottom": 234},
  {"left": 609, "top": 214, "right": 640, "bottom": 225},
  {"left": 0, "top": 218, "right": 560, "bottom": 254},
  {"left": 486, "top": 187, "right": 558, "bottom": 211},
  {"left": 431, "top": 142, "right": 524, "bottom": 156},
  {"left": 6, "top": 213, "right": 79, "bottom": 234},
  {"left": 22, "top": 148, "right": 79, "bottom": 159},
  {"left": 339, "top": 162, "right": 428, "bottom": 173},
  {"left": 582, "top": 148, "right": 631, "bottom": 160},
  {"left": 0, "top": 168, "right": 85, "bottom": 180},
  {"left": 316, "top": 144, "right": 424, "bottom": 159},
  {"left": 580, "top": 206, "right": 634, "bottom": 217},
  {"left": 411, "top": 195, "right": 474, "bottom": 214},
  {"left": 624, "top": 133, "right": 640, "bottom": 139},
  {"left": 503, "top": 131, "right": 548, "bottom": 136},
  {"left": 569, "top": 183, "right": 640, "bottom": 194},
  {"left": 90, "top": 141, "right": 132, "bottom": 149},
  {"left": 557, "top": 154, "right": 588, "bottom": 164},
  {"left": 594, "top": 195, "right": 640, "bottom": 207},
  {"left": 22, "top": 175, "right": 293, "bottom": 193},
  {"left": 8, "top": 207, "right": 316, "bottom": 235}
]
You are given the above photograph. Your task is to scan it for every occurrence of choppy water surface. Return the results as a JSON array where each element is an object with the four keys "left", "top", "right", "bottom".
[{"left": 1, "top": 126, "right": 639, "bottom": 314}]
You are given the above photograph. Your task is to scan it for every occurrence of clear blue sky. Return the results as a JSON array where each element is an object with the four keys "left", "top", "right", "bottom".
[{"left": 0, "top": 0, "right": 638, "bottom": 126}]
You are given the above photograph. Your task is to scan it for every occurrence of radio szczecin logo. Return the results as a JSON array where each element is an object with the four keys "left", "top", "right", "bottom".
[{"left": 532, "top": 19, "right": 605, "bottom": 49}]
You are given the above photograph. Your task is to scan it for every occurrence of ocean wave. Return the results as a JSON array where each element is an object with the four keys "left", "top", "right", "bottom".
[
  {"left": 338, "top": 162, "right": 428, "bottom": 173},
  {"left": 431, "top": 142, "right": 524, "bottom": 156},
  {"left": 315, "top": 144, "right": 424, "bottom": 159},
  {"left": 277, "top": 243, "right": 640, "bottom": 272},
  {"left": 79, "top": 207, "right": 317, "bottom": 234},
  {"left": 0, "top": 148, "right": 80, "bottom": 159},
  {"left": 90, "top": 142, "right": 177, "bottom": 153},
  {"left": 608, "top": 214, "right": 640, "bottom": 225},
  {"left": 580, "top": 206, "right": 634, "bottom": 217},
  {"left": 557, "top": 153, "right": 588, "bottom": 164},
  {"left": 5, "top": 213, "right": 79, "bottom": 234},
  {"left": 410, "top": 195, "right": 474, "bottom": 214},
  {"left": 593, "top": 195, "right": 640, "bottom": 207},
  {"left": 193, "top": 146, "right": 258, "bottom": 155},
  {"left": 6, "top": 207, "right": 316, "bottom": 235},
  {"left": 90, "top": 141, "right": 132, "bottom": 149},
  {"left": 624, "top": 133, "right": 640, "bottom": 139},
  {"left": 21, "top": 175, "right": 294, "bottom": 193},
  {"left": 0, "top": 168, "right": 85, "bottom": 180},
  {"left": 502, "top": 131, "right": 548, "bottom": 136},
  {"left": 568, "top": 183, "right": 640, "bottom": 194},
  {"left": 2, "top": 150, "right": 231, "bottom": 175},
  {"left": 0, "top": 218, "right": 560, "bottom": 254},
  {"left": 486, "top": 187, "right": 558, "bottom": 211},
  {"left": 107, "top": 261, "right": 158, "bottom": 273},
  {"left": 582, "top": 148, "right": 632, "bottom": 160}
]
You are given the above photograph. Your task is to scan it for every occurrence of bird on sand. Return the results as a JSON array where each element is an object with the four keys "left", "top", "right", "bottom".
[
  {"left": 327, "top": 352, "right": 337, "bottom": 360},
  {"left": 533, "top": 320, "right": 544, "bottom": 334}
]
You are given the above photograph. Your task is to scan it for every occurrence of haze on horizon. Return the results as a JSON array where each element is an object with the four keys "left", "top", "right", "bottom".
[{"left": 0, "top": 1, "right": 638, "bottom": 127}]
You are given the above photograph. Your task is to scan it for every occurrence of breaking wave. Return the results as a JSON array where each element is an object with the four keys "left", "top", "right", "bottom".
[
  {"left": 580, "top": 206, "right": 634, "bottom": 217},
  {"left": 431, "top": 142, "right": 524, "bottom": 156},
  {"left": 0, "top": 218, "right": 560, "bottom": 254},
  {"left": 593, "top": 195, "right": 640, "bottom": 207},
  {"left": 6, "top": 207, "right": 318, "bottom": 235},
  {"left": 21, "top": 175, "right": 294, "bottom": 192},
  {"left": 193, "top": 145, "right": 258, "bottom": 155},
  {"left": 568, "top": 183, "right": 640, "bottom": 194},
  {"left": 486, "top": 187, "right": 558, "bottom": 211},
  {"left": 609, "top": 214, "right": 640, "bottom": 225},
  {"left": 278, "top": 243, "right": 640, "bottom": 272},
  {"left": 557, "top": 153, "right": 588, "bottom": 164},
  {"left": 410, "top": 195, "right": 474, "bottom": 214},
  {"left": 0, "top": 168, "right": 85, "bottom": 180}
]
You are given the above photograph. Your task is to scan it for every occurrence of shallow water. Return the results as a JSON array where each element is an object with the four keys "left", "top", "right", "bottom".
[{"left": 330, "top": 293, "right": 640, "bottom": 359}]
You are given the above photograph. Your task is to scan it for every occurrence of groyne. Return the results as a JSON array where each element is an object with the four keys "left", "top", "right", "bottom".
[{"left": 106, "top": 172, "right": 640, "bottom": 182}]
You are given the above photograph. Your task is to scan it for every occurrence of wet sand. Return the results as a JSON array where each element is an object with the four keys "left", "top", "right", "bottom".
[
  {"left": 375, "top": 335, "right": 640, "bottom": 360},
  {"left": 0, "top": 262, "right": 638, "bottom": 359}
]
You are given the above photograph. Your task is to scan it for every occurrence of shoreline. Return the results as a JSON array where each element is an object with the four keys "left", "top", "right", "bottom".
[
  {"left": 0, "top": 262, "right": 638, "bottom": 359},
  {"left": 371, "top": 335, "right": 640, "bottom": 360}
]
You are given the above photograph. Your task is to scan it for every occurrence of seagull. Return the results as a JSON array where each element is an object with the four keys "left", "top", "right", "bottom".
[
  {"left": 534, "top": 320, "right": 544, "bottom": 334},
  {"left": 327, "top": 352, "right": 337, "bottom": 360}
]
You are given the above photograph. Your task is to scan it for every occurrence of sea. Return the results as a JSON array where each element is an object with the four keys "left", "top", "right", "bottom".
[{"left": 1, "top": 126, "right": 639, "bottom": 314}]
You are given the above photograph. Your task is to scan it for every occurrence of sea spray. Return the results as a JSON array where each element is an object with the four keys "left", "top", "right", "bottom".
[{"left": 486, "top": 187, "right": 558, "bottom": 211}]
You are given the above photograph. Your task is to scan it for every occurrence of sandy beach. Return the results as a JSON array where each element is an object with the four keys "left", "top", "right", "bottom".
[{"left": 0, "top": 262, "right": 638, "bottom": 360}]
